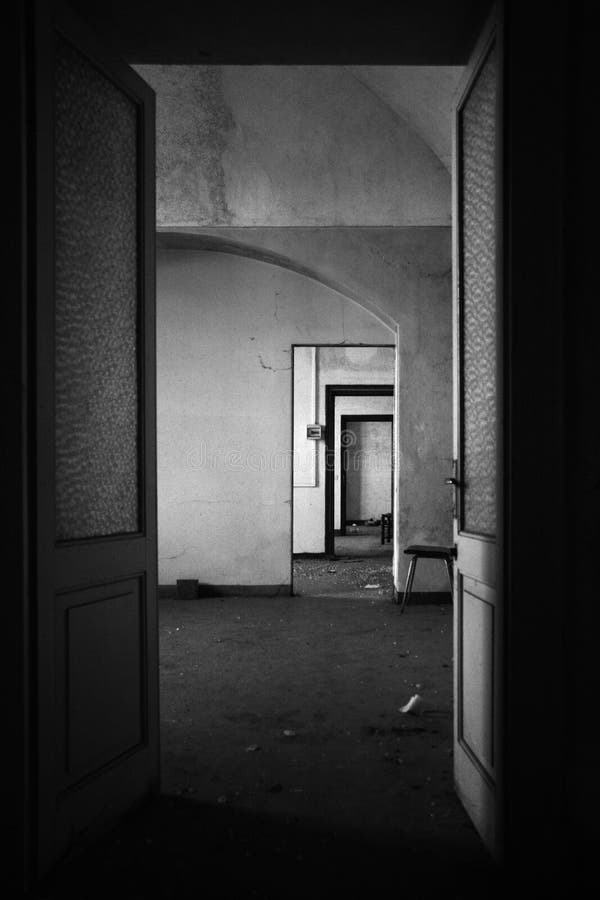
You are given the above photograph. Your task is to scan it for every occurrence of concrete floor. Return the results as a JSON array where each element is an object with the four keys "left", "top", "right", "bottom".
[
  {"left": 293, "top": 555, "right": 394, "bottom": 600},
  {"left": 334, "top": 524, "right": 394, "bottom": 558},
  {"left": 40, "top": 563, "right": 502, "bottom": 899}
]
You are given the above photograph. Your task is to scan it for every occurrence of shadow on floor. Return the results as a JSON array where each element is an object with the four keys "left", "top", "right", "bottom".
[
  {"left": 38, "top": 795, "right": 504, "bottom": 899},
  {"left": 38, "top": 592, "right": 496, "bottom": 899}
]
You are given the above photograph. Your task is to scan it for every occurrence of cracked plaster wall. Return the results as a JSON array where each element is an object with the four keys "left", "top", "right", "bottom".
[
  {"left": 157, "top": 249, "right": 392, "bottom": 586},
  {"left": 136, "top": 65, "right": 450, "bottom": 227},
  {"left": 157, "top": 246, "right": 451, "bottom": 591},
  {"left": 140, "top": 65, "right": 454, "bottom": 590}
]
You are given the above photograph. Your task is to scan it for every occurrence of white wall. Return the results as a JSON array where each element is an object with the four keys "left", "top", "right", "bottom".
[
  {"left": 157, "top": 250, "right": 391, "bottom": 587},
  {"left": 345, "top": 420, "right": 393, "bottom": 522},
  {"left": 143, "top": 64, "right": 455, "bottom": 593}
]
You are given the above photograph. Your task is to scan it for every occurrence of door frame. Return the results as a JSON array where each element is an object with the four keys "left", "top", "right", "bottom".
[
  {"left": 290, "top": 344, "right": 395, "bottom": 580},
  {"left": 324, "top": 385, "right": 394, "bottom": 555},
  {"left": 9, "top": 3, "right": 578, "bottom": 891},
  {"left": 339, "top": 414, "right": 393, "bottom": 533}
]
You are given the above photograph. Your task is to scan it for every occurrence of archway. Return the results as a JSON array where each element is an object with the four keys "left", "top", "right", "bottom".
[{"left": 154, "top": 237, "right": 397, "bottom": 597}]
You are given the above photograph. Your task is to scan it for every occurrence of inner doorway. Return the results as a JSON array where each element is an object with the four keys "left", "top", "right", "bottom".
[
  {"left": 338, "top": 414, "right": 393, "bottom": 559},
  {"left": 323, "top": 383, "right": 394, "bottom": 558},
  {"left": 24, "top": 3, "right": 505, "bottom": 888}
]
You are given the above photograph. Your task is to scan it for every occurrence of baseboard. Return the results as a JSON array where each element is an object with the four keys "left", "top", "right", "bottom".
[
  {"left": 393, "top": 588, "right": 452, "bottom": 605},
  {"left": 160, "top": 583, "right": 293, "bottom": 599},
  {"left": 292, "top": 553, "right": 331, "bottom": 559},
  {"left": 161, "top": 584, "right": 451, "bottom": 604}
]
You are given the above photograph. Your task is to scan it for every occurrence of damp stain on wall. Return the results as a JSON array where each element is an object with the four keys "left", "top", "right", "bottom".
[{"left": 135, "top": 65, "right": 235, "bottom": 225}]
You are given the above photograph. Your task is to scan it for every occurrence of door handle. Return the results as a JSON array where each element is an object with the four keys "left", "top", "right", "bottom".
[{"left": 446, "top": 462, "right": 460, "bottom": 520}]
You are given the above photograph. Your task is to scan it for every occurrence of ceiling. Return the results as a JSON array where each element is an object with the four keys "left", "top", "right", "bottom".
[
  {"left": 67, "top": 0, "right": 491, "bottom": 65},
  {"left": 348, "top": 67, "right": 464, "bottom": 169}
]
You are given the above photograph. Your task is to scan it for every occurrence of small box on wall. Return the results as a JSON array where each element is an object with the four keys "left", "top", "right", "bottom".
[{"left": 306, "top": 424, "right": 324, "bottom": 440}]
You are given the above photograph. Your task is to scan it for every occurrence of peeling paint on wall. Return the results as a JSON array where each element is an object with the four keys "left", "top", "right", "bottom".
[
  {"left": 156, "top": 249, "right": 393, "bottom": 587},
  {"left": 135, "top": 65, "right": 451, "bottom": 227},
  {"left": 136, "top": 65, "right": 235, "bottom": 224},
  {"left": 134, "top": 63, "right": 455, "bottom": 591}
]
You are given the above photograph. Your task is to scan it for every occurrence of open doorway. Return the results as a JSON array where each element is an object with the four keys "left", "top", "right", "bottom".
[
  {"left": 22, "top": 1, "right": 585, "bottom": 892},
  {"left": 26, "top": 7, "right": 504, "bottom": 889},
  {"left": 150, "top": 61, "right": 465, "bottom": 880},
  {"left": 338, "top": 414, "right": 393, "bottom": 557},
  {"left": 291, "top": 346, "right": 397, "bottom": 595},
  {"left": 324, "top": 385, "right": 394, "bottom": 557}
]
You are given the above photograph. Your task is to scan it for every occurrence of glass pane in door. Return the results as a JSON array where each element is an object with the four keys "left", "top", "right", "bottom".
[
  {"left": 54, "top": 36, "right": 140, "bottom": 540},
  {"left": 460, "top": 44, "right": 497, "bottom": 537}
]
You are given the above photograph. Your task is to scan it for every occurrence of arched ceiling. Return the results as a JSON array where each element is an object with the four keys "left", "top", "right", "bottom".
[
  {"left": 138, "top": 64, "right": 453, "bottom": 227},
  {"left": 68, "top": 3, "right": 469, "bottom": 174},
  {"left": 348, "top": 67, "right": 464, "bottom": 170}
]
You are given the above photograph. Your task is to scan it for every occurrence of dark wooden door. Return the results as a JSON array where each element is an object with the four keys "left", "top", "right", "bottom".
[
  {"left": 33, "top": 1, "right": 158, "bottom": 875},
  {"left": 452, "top": 10, "right": 503, "bottom": 855}
]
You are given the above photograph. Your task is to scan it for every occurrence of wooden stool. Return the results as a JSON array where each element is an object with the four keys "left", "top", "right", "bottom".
[{"left": 396, "top": 544, "right": 455, "bottom": 613}]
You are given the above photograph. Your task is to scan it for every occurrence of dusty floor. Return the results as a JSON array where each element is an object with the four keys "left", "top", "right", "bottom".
[
  {"left": 293, "top": 557, "right": 394, "bottom": 600},
  {"left": 39, "top": 559, "right": 503, "bottom": 899},
  {"left": 334, "top": 524, "right": 395, "bottom": 559}
]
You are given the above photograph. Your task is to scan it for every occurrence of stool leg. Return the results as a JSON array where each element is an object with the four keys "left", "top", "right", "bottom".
[
  {"left": 445, "top": 558, "right": 454, "bottom": 597},
  {"left": 400, "top": 556, "right": 417, "bottom": 614}
]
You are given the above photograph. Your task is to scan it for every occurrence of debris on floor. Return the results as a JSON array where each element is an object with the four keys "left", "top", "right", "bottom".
[
  {"left": 154, "top": 570, "right": 482, "bottom": 892},
  {"left": 37, "top": 529, "right": 504, "bottom": 900},
  {"left": 399, "top": 694, "right": 424, "bottom": 715},
  {"left": 292, "top": 527, "right": 394, "bottom": 598}
]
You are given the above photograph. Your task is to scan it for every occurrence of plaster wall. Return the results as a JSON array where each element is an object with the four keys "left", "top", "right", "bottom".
[
  {"left": 157, "top": 231, "right": 453, "bottom": 591},
  {"left": 135, "top": 65, "right": 450, "bottom": 227},
  {"left": 143, "top": 64, "right": 454, "bottom": 593},
  {"left": 345, "top": 421, "right": 393, "bottom": 522},
  {"left": 157, "top": 249, "right": 391, "bottom": 588}
]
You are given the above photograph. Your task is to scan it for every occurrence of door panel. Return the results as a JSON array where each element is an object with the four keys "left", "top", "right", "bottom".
[
  {"left": 452, "top": 11, "right": 502, "bottom": 856},
  {"left": 458, "top": 577, "right": 496, "bottom": 774},
  {"left": 55, "top": 578, "right": 146, "bottom": 786},
  {"left": 34, "top": 1, "right": 157, "bottom": 875}
]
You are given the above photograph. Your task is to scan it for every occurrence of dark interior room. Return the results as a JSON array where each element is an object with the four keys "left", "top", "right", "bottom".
[{"left": 5, "top": 1, "right": 599, "bottom": 896}]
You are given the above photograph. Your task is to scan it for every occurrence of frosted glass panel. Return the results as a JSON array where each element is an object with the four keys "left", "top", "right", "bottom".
[
  {"left": 54, "top": 36, "right": 140, "bottom": 540},
  {"left": 461, "top": 46, "right": 497, "bottom": 537}
]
